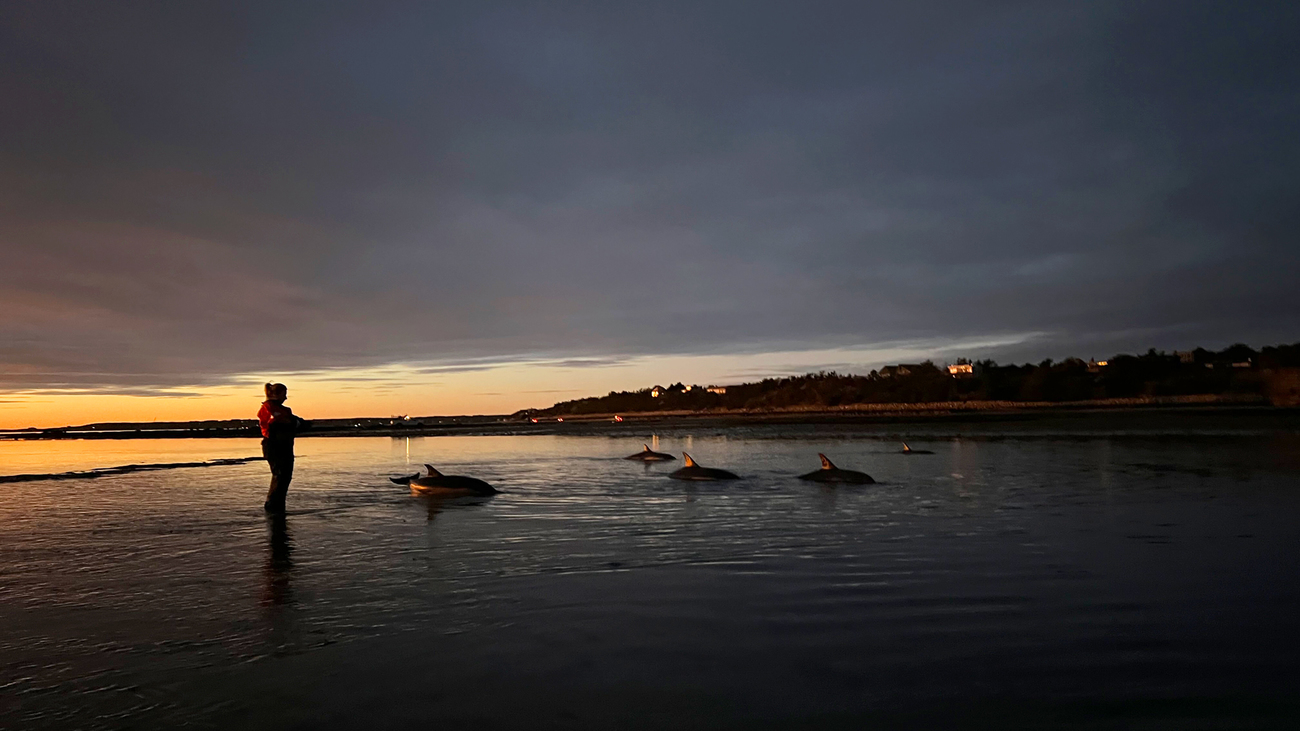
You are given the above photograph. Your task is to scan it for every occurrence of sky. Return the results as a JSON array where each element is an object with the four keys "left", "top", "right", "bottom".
[{"left": 2, "top": 1, "right": 1298, "bottom": 427}]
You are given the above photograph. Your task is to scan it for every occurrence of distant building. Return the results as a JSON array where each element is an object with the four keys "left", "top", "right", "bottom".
[
  {"left": 1175, "top": 350, "right": 1196, "bottom": 364},
  {"left": 706, "top": 385, "right": 727, "bottom": 394},
  {"left": 650, "top": 385, "right": 664, "bottom": 398},
  {"left": 947, "top": 363, "right": 974, "bottom": 378},
  {"left": 1086, "top": 359, "right": 1109, "bottom": 373},
  {"left": 879, "top": 364, "right": 923, "bottom": 378}
]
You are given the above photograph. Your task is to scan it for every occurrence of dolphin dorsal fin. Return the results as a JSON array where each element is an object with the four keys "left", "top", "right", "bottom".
[
  {"left": 424, "top": 463, "right": 444, "bottom": 477},
  {"left": 643, "top": 444, "right": 652, "bottom": 452},
  {"left": 683, "top": 453, "right": 697, "bottom": 467},
  {"left": 902, "top": 442, "right": 911, "bottom": 452},
  {"left": 819, "top": 453, "right": 836, "bottom": 470}
]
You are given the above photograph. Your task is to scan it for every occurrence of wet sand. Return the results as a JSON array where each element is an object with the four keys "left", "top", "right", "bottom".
[{"left": 0, "top": 457, "right": 263, "bottom": 484}]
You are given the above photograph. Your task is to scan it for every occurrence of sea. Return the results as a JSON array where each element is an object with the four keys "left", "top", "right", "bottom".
[{"left": 3, "top": 409, "right": 1299, "bottom": 729}]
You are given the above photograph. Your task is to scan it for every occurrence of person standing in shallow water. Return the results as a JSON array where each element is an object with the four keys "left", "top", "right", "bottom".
[{"left": 258, "top": 383, "right": 308, "bottom": 513}]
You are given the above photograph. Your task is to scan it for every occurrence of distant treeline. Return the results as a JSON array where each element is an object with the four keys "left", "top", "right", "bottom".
[{"left": 528, "top": 343, "right": 1300, "bottom": 416}]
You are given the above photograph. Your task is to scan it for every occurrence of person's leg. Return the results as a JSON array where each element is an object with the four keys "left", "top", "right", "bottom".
[
  {"left": 263, "top": 440, "right": 287, "bottom": 512},
  {"left": 264, "top": 473, "right": 284, "bottom": 512},
  {"left": 278, "top": 455, "right": 294, "bottom": 501},
  {"left": 264, "top": 444, "right": 294, "bottom": 512},
  {"left": 263, "top": 440, "right": 277, "bottom": 510}
]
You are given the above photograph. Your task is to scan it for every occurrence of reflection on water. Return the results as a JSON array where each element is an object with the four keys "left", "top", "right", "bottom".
[
  {"left": 259, "top": 513, "right": 300, "bottom": 656},
  {"left": 2, "top": 416, "right": 1300, "bottom": 728},
  {"left": 417, "top": 494, "right": 495, "bottom": 523},
  {"left": 261, "top": 513, "right": 293, "bottom": 608}
]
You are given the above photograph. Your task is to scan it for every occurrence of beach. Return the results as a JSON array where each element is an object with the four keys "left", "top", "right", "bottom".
[{"left": 3, "top": 413, "right": 1299, "bottom": 728}]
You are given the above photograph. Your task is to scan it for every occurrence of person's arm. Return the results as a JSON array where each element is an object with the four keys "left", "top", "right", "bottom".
[{"left": 266, "top": 404, "right": 297, "bottom": 437}]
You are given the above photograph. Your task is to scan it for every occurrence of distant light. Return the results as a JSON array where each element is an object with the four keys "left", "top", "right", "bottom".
[
  {"left": 556, "top": 417, "right": 564, "bottom": 422},
  {"left": 613, "top": 415, "right": 623, "bottom": 422},
  {"left": 530, "top": 417, "right": 539, "bottom": 423},
  {"left": 1097, "top": 361, "right": 1108, "bottom": 366}
]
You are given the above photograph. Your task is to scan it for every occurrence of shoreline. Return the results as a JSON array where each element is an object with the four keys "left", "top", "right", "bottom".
[
  {"left": 538, "top": 393, "right": 1265, "bottom": 421},
  {"left": 1, "top": 394, "right": 1285, "bottom": 441}
]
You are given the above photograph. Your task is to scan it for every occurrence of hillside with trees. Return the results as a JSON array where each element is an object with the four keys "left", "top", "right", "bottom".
[{"left": 525, "top": 343, "right": 1300, "bottom": 417}]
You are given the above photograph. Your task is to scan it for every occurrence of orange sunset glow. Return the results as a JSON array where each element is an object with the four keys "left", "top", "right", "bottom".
[{"left": 2, "top": 339, "right": 1031, "bottom": 429}]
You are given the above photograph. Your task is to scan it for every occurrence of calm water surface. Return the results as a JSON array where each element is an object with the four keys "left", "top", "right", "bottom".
[{"left": 3, "top": 419, "right": 1300, "bottom": 729}]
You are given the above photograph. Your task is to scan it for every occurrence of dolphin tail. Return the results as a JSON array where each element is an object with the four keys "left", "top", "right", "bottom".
[
  {"left": 682, "top": 453, "right": 697, "bottom": 467},
  {"left": 818, "top": 453, "right": 836, "bottom": 470},
  {"left": 424, "top": 464, "right": 444, "bottom": 477}
]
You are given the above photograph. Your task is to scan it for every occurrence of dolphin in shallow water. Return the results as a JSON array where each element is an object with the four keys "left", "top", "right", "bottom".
[
  {"left": 797, "top": 454, "right": 875, "bottom": 484},
  {"left": 389, "top": 464, "right": 498, "bottom": 496},
  {"left": 624, "top": 444, "right": 676, "bottom": 461},
  {"left": 668, "top": 453, "right": 740, "bottom": 481},
  {"left": 900, "top": 442, "right": 934, "bottom": 455}
]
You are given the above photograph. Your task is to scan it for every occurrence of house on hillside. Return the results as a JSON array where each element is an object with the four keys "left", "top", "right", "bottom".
[
  {"left": 947, "top": 363, "right": 975, "bottom": 378},
  {"left": 650, "top": 385, "right": 664, "bottom": 398},
  {"left": 879, "top": 364, "right": 924, "bottom": 378},
  {"left": 706, "top": 385, "right": 728, "bottom": 394}
]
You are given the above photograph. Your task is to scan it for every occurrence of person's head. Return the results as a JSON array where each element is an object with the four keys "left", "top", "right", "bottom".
[{"left": 264, "top": 383, "right": 288, "bottom": 401}]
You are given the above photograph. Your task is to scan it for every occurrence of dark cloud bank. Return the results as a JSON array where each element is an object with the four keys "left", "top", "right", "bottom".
[{"left": 2, "top": 1, "right": 1297, "bottom": 393}]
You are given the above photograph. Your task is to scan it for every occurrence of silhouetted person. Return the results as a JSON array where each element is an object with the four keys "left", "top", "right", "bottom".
[{"left": 259, "top": 382, "right": 308, "bottom": 513}]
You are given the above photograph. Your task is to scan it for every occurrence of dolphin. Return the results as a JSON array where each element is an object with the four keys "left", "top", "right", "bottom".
[
  {"left": 900, "top": 442, "right": 934, "bottom": 455},
  {"left": 797, "top": 454, "right": 875, "bottom": 484},
  {"left": 668, "top": 453, "right": 740, "bottom": 481},
  {"left": 389, "top": 464, "right": 498, "bottom": 496},
  {"left": 624, "top": 444, "right": 676, "bottom": 461}
]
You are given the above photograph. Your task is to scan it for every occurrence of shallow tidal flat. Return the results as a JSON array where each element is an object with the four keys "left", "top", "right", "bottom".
[{"left": 3, "top": 415, "right": 1300, "bottom": 729}]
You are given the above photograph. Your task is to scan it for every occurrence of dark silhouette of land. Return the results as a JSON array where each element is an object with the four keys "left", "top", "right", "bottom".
[
  {"left": 0, "top": 415, "right": 513, "bottom": 441},
  {"left": 529, "top": 342, "right": 1300, "bottom": 418},
  {"left": 4, "top": 343, "right": 1298, "bottom": 443}
]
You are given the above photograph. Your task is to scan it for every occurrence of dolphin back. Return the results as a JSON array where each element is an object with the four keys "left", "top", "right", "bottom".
[
  {"left": 624, "top": 445, "right": 676, "bottom": 461},
  {"left": 668, "top": 455, "right": 740, "bottom": 480},
  {"left": 410, "top": 473, "right": 498, "bottom": 495},
  {"left": 798, "top": 467, "right": 874, "bottom": 484}
]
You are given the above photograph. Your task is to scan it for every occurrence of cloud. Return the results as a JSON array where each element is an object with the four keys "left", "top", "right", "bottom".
[{"left": 1, "top": 1, "right": 1297, "bottom": 397}]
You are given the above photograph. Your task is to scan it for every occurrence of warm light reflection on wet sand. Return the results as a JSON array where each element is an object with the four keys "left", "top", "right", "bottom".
[{"left": 0, "top": 437, "right": 263, "bottom": 476}]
